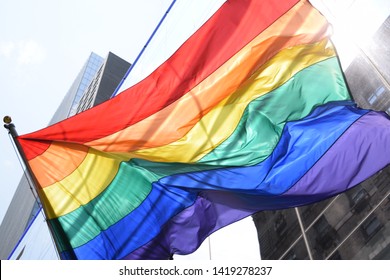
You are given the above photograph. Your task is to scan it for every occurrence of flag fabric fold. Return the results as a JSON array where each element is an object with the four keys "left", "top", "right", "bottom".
[{"left": 17, "top": 0, "right": 390, "bottom": 259}]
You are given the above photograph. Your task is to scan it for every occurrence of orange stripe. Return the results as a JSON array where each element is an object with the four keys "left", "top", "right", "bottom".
[
  {"left": 29, "top": 142, "right": 88, "bottom": 188},
  {"left": 86, "top": 1, "right": 328, "bottom": 152}
]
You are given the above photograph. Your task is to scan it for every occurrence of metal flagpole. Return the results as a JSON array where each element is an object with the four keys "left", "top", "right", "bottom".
[
  {"left": 3, "top": 116, "right": 64, "bottom": 260},
  {"left": 208, "top": 235, "right": 212, "bottom": 260}
]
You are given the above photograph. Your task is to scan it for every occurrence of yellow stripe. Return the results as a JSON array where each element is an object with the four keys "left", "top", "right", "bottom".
[
  {"left": 39, "top": 148, "right": 129, "bottom": 218},
  {"left": 124, "top": 40, "right": 336, "bottom": 162}
]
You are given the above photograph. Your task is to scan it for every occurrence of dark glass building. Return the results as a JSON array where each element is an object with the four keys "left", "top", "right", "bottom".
[
  {"left": 76, "top": 52, "right": 131, "bottom": 112},
  {"left": 253, "top": 15, "right": 390, "bottom": 260}
]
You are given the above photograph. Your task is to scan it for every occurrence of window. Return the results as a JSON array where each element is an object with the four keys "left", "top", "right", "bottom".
[
  {"left": 368, "top": 86, "right": 385, "bottom": 105},
  {"left": 313, "top": 216, "right": 338, "bottom": 250},
  {"left": 361, "top": 216, "right": 383, "bottom": 242},
  {"left": 350, "top": 188, "right": 370, "bottom": 213}
]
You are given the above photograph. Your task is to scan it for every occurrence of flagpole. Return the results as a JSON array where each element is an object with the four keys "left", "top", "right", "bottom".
[
  {"left": 208, "top": 236, "right": 212, "bottom": 260},
  {"left": 3, "top": 116, "right": 64, "bottom": 260}
]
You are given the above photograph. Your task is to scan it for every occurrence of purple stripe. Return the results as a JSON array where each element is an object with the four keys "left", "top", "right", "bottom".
[
  {"left": 121, "top": 193, "right": 253, "bottom": 259},
  {"left": 287, "top": 111, "right": 390, "bottom": 198},
  {"left": 122, "top": 111, "right": 390, "bottom": 259}
]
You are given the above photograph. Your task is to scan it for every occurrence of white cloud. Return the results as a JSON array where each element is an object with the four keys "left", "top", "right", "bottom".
[
  {"left": 0, "top": 42, "right": 16, "bottom": 58},
  {"left": 17, "top": 40, "right": 46, "bottom": 65}
]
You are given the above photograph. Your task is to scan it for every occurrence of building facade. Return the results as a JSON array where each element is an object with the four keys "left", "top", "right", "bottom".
[
  {"left": 76, "top": 52, "right": 131, "bottom": 113},
  {"left": 253, "top": 15, "right": 390, "bottom": 260},
  {"left": 51, "top": 52, "right": 105, "bottom": 123},
  {"left": 0, "top": 52, "right": 130, "bottom": 260}
]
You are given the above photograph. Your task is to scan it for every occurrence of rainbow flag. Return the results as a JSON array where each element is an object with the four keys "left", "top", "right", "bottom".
[{"left": 18, "top": 0, "right": 390, "bottom": 259}]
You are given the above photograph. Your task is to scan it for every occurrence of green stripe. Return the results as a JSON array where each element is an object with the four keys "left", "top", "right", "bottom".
[
  {"left": 50, "top": 160, "right": 153, "bottom": 251},
  {"left": 199, "top": 57, "right": 351, "bottom": 165},
  {"left": 49, "top": 57, "right": 350, "bottom": 251}
]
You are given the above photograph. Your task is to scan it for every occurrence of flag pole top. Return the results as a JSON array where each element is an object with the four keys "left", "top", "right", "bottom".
[
  {"left": 3, "top": 116, "right": 15, "bottom": 131},
  {"left": 3, "top": 115, "right": 12, "bottom": 124}
]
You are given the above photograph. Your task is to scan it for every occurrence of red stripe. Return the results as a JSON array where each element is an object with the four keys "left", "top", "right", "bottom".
[{"left": 20, "top": 0, "right": 300, "bottom": 160}]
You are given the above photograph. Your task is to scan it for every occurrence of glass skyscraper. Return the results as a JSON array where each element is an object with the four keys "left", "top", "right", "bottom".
[{"left": 50, "top": 52, "right": 104, "bottom": 124}]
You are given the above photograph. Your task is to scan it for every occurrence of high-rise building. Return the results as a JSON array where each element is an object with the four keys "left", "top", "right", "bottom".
[
  {"left": 253, "top": 15, "right": 390, "bottom": 260},
  {"left": 52, "top": 52, "right": 105, "bottom": 122},
  {"left": 0, "top": 52, "right": 130, "bottom": 260},
  {"left": 76, "top": 52, "right": 131, "bottom": 113}
]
